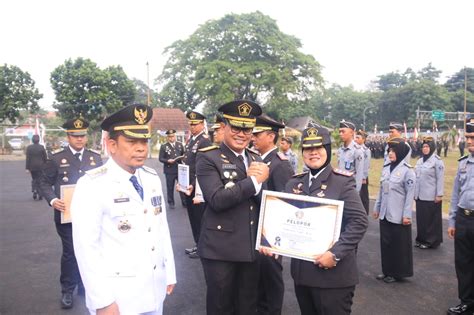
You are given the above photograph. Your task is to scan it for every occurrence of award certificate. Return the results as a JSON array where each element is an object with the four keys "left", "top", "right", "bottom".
[
  {"left": 256, "top": 190, "right": 344, "bottom": 262},
  {"left": 60, "top": 184, "right": 76, "bottom": 224},
  {"left": 178, "top": 164, "right": 190, "bottom": 193}
]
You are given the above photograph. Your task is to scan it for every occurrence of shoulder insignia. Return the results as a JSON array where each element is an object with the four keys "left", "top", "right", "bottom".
[
  {"left": 86, "top": 165, "right": 107, "bottom": 178},
  {"left": 277, "top": 152, "right": 288, "bottom": 161},
  {"left": 87, "top": 149, "right": 101, "bottom": 156},
  {"left": 142, "top": 165, "right": 158, "bottom": 175},
  {"left": 198, "top": 145, "right": 219, "bottom": 152},
  {"left": 246, "top": 147, "right": 261, "bottom": 156},
  {"left": 52, "top": 148, "right": 64, "bottom": 155},
  {"left": 458, "top": 155, "right": 468, "bottom": 161},
  {"left": 383, "top": 163, "right": 390, "bottom": 168},
  {"left": 202, "top": 134, "right": 209, "bottom": 139},
  {"left": 435, "top": 155, "right": 441, "bottom": 160},
  {"left": 403, "top": 162, "right": 413, "bottom": 168},
  {"left": 292, "top": 171, "right": 308, "bottom": 178},
  {"left": 333, "top": 168, "right": 353, "bottom": 177}
]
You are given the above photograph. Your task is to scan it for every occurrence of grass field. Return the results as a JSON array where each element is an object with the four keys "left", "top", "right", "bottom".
[{"left": 295, "top": 149, "right": 463, "bottom": 215}]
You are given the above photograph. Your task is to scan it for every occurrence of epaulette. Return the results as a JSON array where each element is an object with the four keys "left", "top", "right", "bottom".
[
  {"left": 246, "top": 147, "right": 261, "bottom": 156},
  {"left": 403, "top": 162, "right": 413, "bottom": 168},
  {"left": 458, "top": 155, "right": 468, "bottom": 161},
  {"left": 142, "top": 165, "right": 158, "bottom": 175},
  {"left": 333, "top": 168, "right": 353, "bottom": 177},
  {"left": 277, "top": 152, "right": 288, "bottom": 161},
  {"left": 382, "top": 163, "right": 390, "bottom": 168},
  {"left": 87, "top": 148, "right": 101, "bottom": 156},
  {"left": 293, "top": 171, "right": 308, "bottom": 178},
  {"left": 52, "top": 148, "right": 64, "bottom": 155},
  {"left": 435, "top": 155, "right": 441, "bottom": 160},
  {"left": 198, "top": 145, "right": 219, "bottom": 152},
  {"left": 202, "top": 134, "right": 209, "bottom": 139},
  {"left": 86, "top": 165, "right": 107, "bottom": 178}
]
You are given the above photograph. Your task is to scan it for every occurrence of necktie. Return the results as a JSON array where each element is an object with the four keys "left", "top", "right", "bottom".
[
  {"left": 130, "top": 175, "right": 144, "bottom": 200},
  {"left": 74, "top": 152, "right": 81, "bottom": 161},
  {"left": 310, "top": 177, "right": 317, "bottom": 187},
  {"left": 237, "top": 154, "right": 246, "bottom": 169}
]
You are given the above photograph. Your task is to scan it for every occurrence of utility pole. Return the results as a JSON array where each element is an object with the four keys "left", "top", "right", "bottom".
[
  {"left": 146, "top": 62, "right": 151, "bottom": 106},
  {"left": 464, "top": 66, "right": 467, "bottom": 130}
]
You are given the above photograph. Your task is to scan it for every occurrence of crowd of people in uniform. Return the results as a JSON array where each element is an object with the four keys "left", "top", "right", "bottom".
[{"left": 23, "top": 100, "right": 474, "bottom": 315}]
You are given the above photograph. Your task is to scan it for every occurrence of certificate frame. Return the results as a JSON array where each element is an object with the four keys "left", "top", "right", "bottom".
[
  {"left": 256, "top": 190, "right": 344, "bottom": 262},
  {"left": 60, "top": 184, "right": 76, "bottom": 224},
  {"left": 177, "top": 164, "right": 190, "bottom": 193}
]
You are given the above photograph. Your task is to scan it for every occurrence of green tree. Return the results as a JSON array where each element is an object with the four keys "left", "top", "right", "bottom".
[
  {"left": 0, "top": 64, "right": 42, "bottom": 123},
  {"left": 50, "top": 58, "right": 135, "bottom": 123},
  {"left": 132, "top": 78, "right": 159, "bottom": 106},
  {"left": 444, "top": 67, "right": 474, "bottom": 113},
  {"left": 417, "top": 62, "right": 442, "bottom": 82},
  {"left": 157, "top": 11, "right": 323, "bottom": 118}
]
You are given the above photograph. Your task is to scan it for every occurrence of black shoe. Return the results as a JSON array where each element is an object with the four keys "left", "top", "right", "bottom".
[
  {"left": 61, "top": 293, "right": 73, "bottom": 309},
  {"left": 419, "top": 244, "right": 431, "bottom": 249},
  {"left": 38, "top": 195, "right": 43, "bottom": 200},
  {"left": 188, "top": 251, "right": 200, "bottom": 259},
  {"left": 447, "top": 303, "right": 473, "bottom": 314},
  {"left": 376, "top": 274, "right": 386, "bottom": 280},
  {"left": 383, "top": 276, "right": 398, "bottom": 283},
  {"left": 77, "top": 286, "right": 85, "bottom": 296},
  {"left": 185, "top": 246, "right": 197, "bottom": 254}
]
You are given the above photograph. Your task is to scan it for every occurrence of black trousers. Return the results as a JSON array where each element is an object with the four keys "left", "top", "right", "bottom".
[
  {"left": 185, "top": 194, "right": 205, "bottom": 244},
  {"left": 164, "top": 173, "right": 185, "bottom": 206},
  {"left": 415, "top": 199, "right": 443, "bottom": 248},
  {"left": 454, "top": 210, "right": 474, "bottom": 305},
  {"left": 294, "top": 284, "right": 355, "bottom": 315},
  {"left": 55, "top": 223, "right": 82, "bottom": 293},
  {"left": 201, "top": 258, "right": 259, "bottom": 315},
  {"left": 257, "top": 255, "right": 284, "bottom": 315},
  {"left": 30, "top": 170, "right": 42, "bottom": 193},
  {"left": 359, "top": 179, "right": 369, "bottom": 215}
]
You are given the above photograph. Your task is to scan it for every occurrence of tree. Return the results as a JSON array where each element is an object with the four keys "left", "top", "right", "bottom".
[
  {"left": 0, "top": 64, "right": 42, "bottom": 123},
  {"left": 50, "top": 58, "right": 136, "bottom": 123},
  {"left": 157, "top": 11, "right": 323, "bottom": 119},
  {"left": 444, "top": 67, "right": 474, "bottom": 113},
  {"left": 417, "top": 62, "right": 442, "bottom": 82},
  {"left": 132, "top": 78, "right": 159, "bottom": 105}
]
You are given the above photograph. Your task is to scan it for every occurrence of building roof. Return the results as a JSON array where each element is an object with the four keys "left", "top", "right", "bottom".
[
  {"left": 150, "top": 107, "right": 189, "bottom": 132},
  {"left": 286, "top": 116, "right": 316, "bottom": 132}
]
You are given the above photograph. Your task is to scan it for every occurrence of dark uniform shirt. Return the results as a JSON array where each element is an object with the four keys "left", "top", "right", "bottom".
[
  {"left": 182, "top": 132, "right": 212, "bottom": 187},
  {"left": 159, "top": 141, "right": 184, "bottom": 175}
]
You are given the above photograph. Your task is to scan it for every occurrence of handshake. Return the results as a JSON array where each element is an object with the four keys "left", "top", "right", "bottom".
[{"left": 246, "top": 162, "right": 269, "bottom": 184}]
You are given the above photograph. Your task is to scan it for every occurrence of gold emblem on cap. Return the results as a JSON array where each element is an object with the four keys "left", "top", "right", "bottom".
[
  {"left": 189, "top": 112, "right": 197, "bottom": 119},
  {"left": 73, "top": 119, "right": 83, "bottom": 128},
  {"left": 134, "top": 107, "right": 148, "bottom": 125},
  {"left": 307, "top": 128, "right": 318, "bottom": 137},
  {"left": 238, "top": 103, "right": 251, "bottom": 117}
]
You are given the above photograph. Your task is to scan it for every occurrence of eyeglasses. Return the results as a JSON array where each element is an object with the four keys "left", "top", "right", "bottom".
[{"left": 229, "top": 126, "right": 253, "bottom": 135}]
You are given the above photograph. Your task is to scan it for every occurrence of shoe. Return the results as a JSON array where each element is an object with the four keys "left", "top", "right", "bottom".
[
  {"left": 419, "top": 244, "right": 431, "bottom": 249},
  {"left": 77, "top": 286, "right": 85, "bottom": 296},
  {"left": 185, "top": 246, "right": 197, "bottom": 255},
  {"left": 376, "top": 274, "right": 386, "bottom": 280},
  {"left": 383, "top": 276, "right": 398, "bottom": 283},
  {"left": 414, "top": 242, "right": 420, "bottom": 248},
  {"left": 447, "top": 303, "right": 473, "bottom": 314},
  {"left": 188, "top": 251, "right": 200, "bottom": 259},
  {"left": 60, "top": 293, "right": 73, "bottom": 309}
]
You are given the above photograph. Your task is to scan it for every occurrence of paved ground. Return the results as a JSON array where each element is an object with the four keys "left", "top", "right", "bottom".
[{"left": 0, "top": 158, "right": 460, "bottom": 314}]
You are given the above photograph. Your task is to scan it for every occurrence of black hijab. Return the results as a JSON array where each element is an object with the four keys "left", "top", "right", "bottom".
[
  {"left": 387, "top": 138, "right": 410, "bottom": 172},
  {"left": 422, "top": 137, "right": 436, "bottom": 162}
]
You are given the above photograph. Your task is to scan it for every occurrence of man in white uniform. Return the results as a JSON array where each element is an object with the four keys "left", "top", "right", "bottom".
[{"left": 71, "top": 104, "right": 176, "bottom": 315}]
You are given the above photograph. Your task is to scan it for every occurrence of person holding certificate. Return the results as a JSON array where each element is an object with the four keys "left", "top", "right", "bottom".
[
  {"left": 39, "top": 117, "right": 102, "bottom": 309},
  {"left": 274, "top": 124, "right": 368, "bottom": 315},
  {"left": 373, "top": 137, "right": 416, "bottom": 284},
  {"left": 196, "top": 100, "right": 269, "bottom": 315}
]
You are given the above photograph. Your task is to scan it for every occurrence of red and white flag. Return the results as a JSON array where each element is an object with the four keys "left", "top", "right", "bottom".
[{"left": 403, "top": 122, "right": 408, "bottom": 139}]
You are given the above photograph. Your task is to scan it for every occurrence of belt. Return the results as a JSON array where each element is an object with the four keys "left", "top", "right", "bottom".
[{"left": 461, "top": 208, "right": 474, "bottom": 216}]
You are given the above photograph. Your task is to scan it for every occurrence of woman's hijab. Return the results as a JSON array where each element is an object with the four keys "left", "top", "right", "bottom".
[
  {"left": 422, "top": 136, "right": 436, "bottom": 162},
  {"left": 387, "top": 137, "right": 410, "bottom": 172}
]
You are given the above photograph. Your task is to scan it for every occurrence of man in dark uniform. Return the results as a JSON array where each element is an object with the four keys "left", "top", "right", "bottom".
[
  {"left": 252, "top": 114, "right": 294, "bottom": 315},
  {"left": 25, "top": 134, "right": 47, "bottom": 200},
  {"left": 39, "top": 117, "right": 103, "bottom": 309},
  {"left": 262, "top": 124, "right": 368, "bottom": 315},
  {"left": 447, "top": 117, "right": 474, "bottom": 315},
  {"left": 159, "top": 129, "right": 185, "bottom": 209},
  {"left": 182, "top": 111, "right": 212, "bottom": 258},
  {"left": 196, "top": 100, "right": 269, "bottom": 315}
]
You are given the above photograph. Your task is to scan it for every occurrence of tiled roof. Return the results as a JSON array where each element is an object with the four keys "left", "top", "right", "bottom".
[{"left": 150, "top": 107, "right": 189, "bottom": 132}]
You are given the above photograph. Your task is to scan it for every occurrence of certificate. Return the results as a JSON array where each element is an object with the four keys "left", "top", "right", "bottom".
[
  {"left": 178, "top": 164, "right": 190, "bottom": 193},
  {"left": 256, "top": 190, "right": 344, "bottom": 262},
  {"left": 60, "top": 184, "right": 76, "bottom": 224}
]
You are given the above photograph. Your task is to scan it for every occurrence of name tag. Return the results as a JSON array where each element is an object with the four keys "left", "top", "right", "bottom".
[
  {"left": 222, "top": 164, "right": 237, "bottom": 170},
  {"left": 114, "top": 197, "right": 130, "bottom": 203}
]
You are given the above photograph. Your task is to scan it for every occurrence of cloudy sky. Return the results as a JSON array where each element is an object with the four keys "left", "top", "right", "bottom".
[{"left": 1, "top": 0, "right": 473, "bottom": 109}]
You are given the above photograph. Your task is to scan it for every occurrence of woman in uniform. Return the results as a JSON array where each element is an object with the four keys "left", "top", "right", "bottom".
[
  {"left": 373, "top": 137, "right": 416, "bottom": 283},
  {"left": 414, "top": 136, "right": 444, "bottom": 249}
]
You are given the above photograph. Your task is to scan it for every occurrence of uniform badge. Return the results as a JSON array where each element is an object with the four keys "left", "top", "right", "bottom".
[
  {"left": 224, "top": 181, "right": 235, "bottom": 189},
  {"left": 317, "top": 191, "right": 325, "bottom": 197},
  {"left": 118, "top": 220, "right": 132, "bottom": 232},
  {"left": 62, "top": 177, "right": 69, "bottom": 182},
  {"left": 61, "top": 159, "right": 67, "bottom": 164},
  {"left": 292, "top": 183, "right": 303, "bottom": 194},
  {"left": 89, "top": 156, "right": 96, "bottom": 166}
]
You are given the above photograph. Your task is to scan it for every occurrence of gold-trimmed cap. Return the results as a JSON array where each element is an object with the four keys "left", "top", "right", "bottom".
[
  {"left": 466, "top": 115, "right": 474, "bottom": 133},
  {"left": 63, "top": 117, "right": 89, "bottom": 136},
  {"left": 186, "top": 110, "right": 206, "bottom": 125},
  {"left": 301, "top": 125, "right": 331, "bottom": 148},
  {"left": 422, "top": 136, "right": 434, "bottom": 143},
  {"left": 389, "top": 122, "right": 404, "bottom": 131},
  {"left": 165, "top": 129, "right": 176, "bottom": 135},
  {"left": 101, "top": 104, "right": 153, "bottom": 139},
  {"left": 218, "top": 100, "right": 262, "bottom": 128},
  {"left": 252, "top": 114, "right": 285, "bottom": 134}
]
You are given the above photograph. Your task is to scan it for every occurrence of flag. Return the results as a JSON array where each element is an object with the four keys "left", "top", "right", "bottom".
[
  {"left": 413, "top": 127, "right": 418, "bottom": 140},
  {"left": 374, "top": 124, "right": 377, "bottom": 134},
  {"left": 403, "top": 122, "right": 407, "bottom": 139}
]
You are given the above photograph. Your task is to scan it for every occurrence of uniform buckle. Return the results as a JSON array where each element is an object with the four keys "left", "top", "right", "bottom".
[{"left": 463, "top": 209, "right": 474, "bottom": 216}]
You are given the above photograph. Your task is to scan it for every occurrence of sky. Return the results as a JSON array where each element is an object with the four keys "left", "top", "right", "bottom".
[{"left": 1, "top": 0, "right": 473, "bottom": 109}]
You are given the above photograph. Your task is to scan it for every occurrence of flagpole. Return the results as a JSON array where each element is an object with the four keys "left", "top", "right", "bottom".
[
  {"left": 464, "top": 66, "right": 467, "bottom": 130},
  {"left": 146, "top": 61, "right": 151, "bottom": 106}
]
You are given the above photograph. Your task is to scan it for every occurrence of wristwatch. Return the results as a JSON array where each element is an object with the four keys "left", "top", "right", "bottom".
[{"left": 331, "top": 252, "right": 341, "bottom": 266}]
